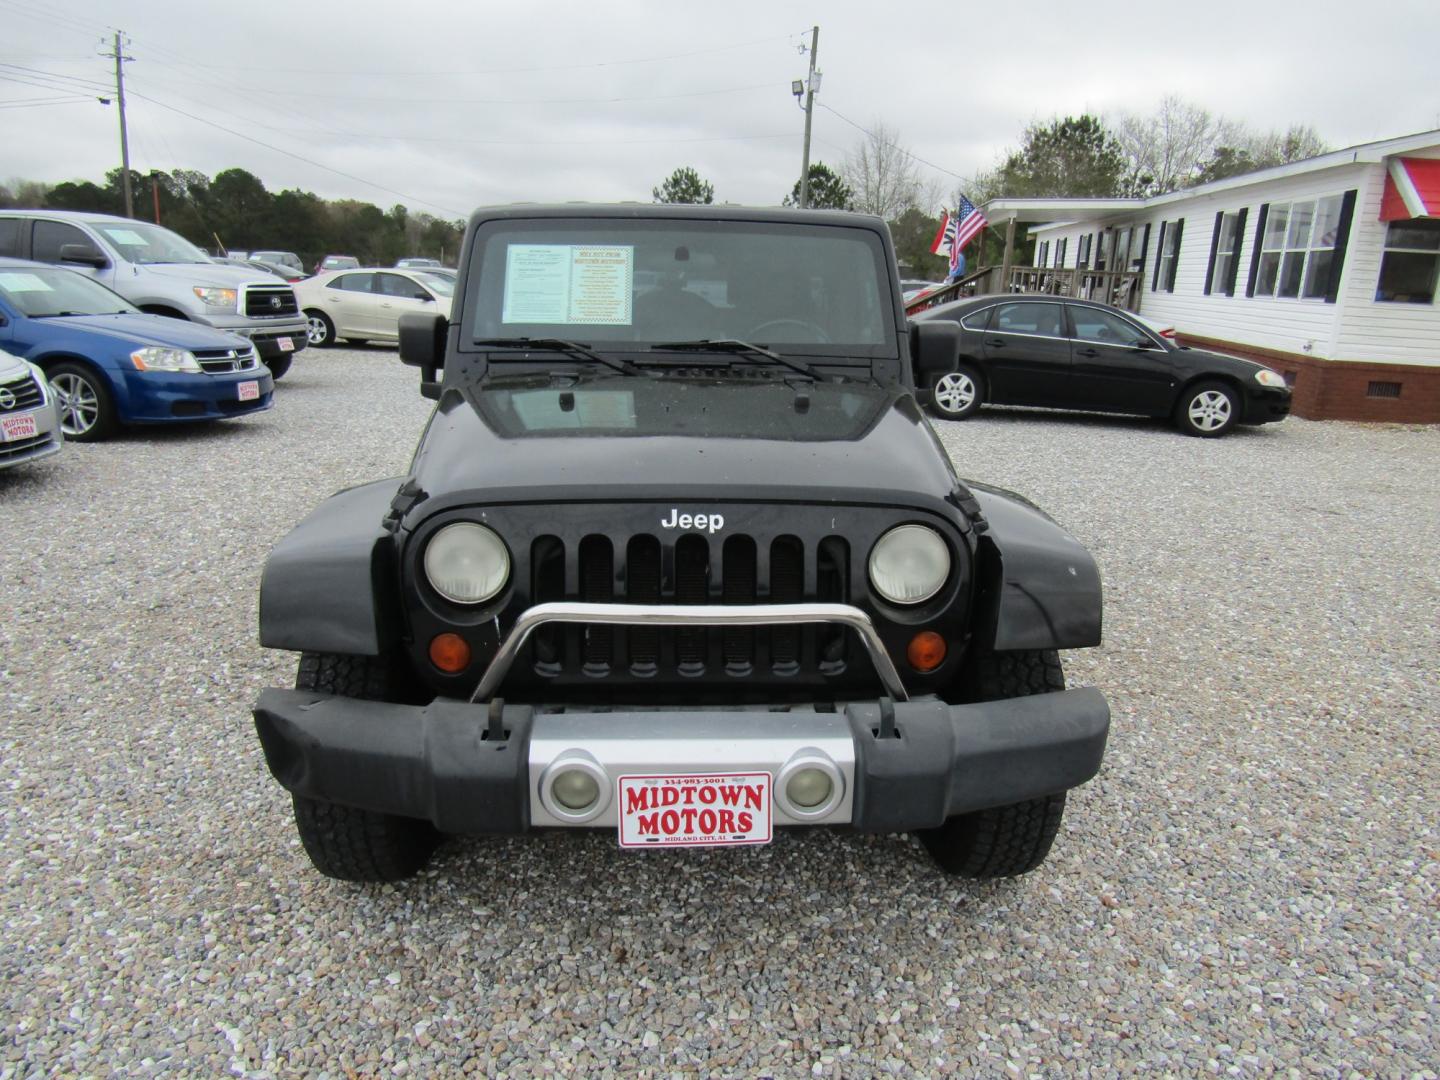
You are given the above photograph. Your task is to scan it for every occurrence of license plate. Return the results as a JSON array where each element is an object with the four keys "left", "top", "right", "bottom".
[
  {"left": 277, "top": 336, "right": 294, "bottom": 352},
  {"left": 237, "top": 380, "right": 260, "bottom": 401},
  {"left": 617, "top": 772, "right": 772, "bottom": 849},
  {"left": 1, "top": 412, "right": 37, "bottom": 441}
]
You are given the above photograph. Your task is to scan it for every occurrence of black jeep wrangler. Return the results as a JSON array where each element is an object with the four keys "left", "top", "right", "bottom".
[{"left": 253, "top": 205, "right": 1109, "bottom": 882}]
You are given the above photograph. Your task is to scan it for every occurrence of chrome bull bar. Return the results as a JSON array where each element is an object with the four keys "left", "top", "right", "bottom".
[{"left": 470, "top": 602, "right": 909, "bottom": 703}]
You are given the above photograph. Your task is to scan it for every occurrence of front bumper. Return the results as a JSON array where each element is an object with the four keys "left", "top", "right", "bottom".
[
  {"left": 1242, "top": 386, "right": 1291, "bottom": 424},
  {"left": 120, "top": 368, "right": 275, "bottom": 424},
  {"left": 198, "top": 315, "right": 308, "bottom": 357},
  {"left": 0, "top": 391, "right": 62, "bottom": 469},
  {"left": 253, "top": 688, "right": 1109, "bottom": 835}
]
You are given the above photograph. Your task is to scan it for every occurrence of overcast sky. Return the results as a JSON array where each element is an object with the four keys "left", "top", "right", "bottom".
[{"left": 2, "top": 0, "right": 1436, "bottom": 222}]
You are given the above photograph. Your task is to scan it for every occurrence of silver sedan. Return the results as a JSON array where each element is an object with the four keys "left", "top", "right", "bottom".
[
  {"left": 0, "top": 346, "right": 62, "bottom": 470},
  {"left": 295, "top": 269, "right": 454, "bottom": 348}
]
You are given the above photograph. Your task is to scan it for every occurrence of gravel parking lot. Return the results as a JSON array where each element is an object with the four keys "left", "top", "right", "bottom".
[{"left": 2, "top": 346, "right": 1437, "bottom": 1077}]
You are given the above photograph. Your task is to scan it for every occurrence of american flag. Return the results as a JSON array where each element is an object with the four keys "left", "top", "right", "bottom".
[{"left": 929, "top": 196, "right": 988, "bottom": 274}]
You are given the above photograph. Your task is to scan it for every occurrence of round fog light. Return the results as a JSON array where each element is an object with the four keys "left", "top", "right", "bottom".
[
  {"left": 552, "top": 768, "right": 601, "bottom": 811},
  {"left": 785, "top": 767, "right": 834, "bottom": 809}
]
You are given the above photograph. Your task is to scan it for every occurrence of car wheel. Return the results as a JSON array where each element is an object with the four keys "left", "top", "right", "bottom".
[
  {"left": 305, "top": 311, "right": 336, "bottom": 347},
  {"left": 917, "top": 649, "right": 1069, "bottom": 878},
  {"left": 1176, "top": 380, "right": 1239, "bottom": 437},
  {"left": 287, "top": 652, "right": 439, "bottom": 882},
  {"left": 48, "top": 362, "right": 118, "bottom": 442},
  {"left": 264, "top": 355, "right": 292, "bottom": 380},
  {"left": 928, "top": 363, "right": 983, "bottom": 420}
]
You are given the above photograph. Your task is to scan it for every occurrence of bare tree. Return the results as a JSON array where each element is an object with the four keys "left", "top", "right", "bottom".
[
  {"left": 1113, "top": 96, "right": 1245, "bottom": 196},
  {"left": 842, "top": 120, "right": 925, "bottom": 219}
]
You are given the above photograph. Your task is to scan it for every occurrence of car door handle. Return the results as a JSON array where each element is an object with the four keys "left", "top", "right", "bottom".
[
  {"left": 1075, "top": 347, "right": 1099, "bottom": 358},
  {"left": 983, "top": 337, "right": 1005, "bottom": 347}
]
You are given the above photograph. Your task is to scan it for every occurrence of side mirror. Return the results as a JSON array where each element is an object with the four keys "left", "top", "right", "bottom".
[
  {"left": 909, "top": 320, "right": 961, "bottom": 381},
  {"left": 1132, "top": 338, "right": 1156, "bottom": 350},
  {"left": 399, "top": 311, "right": 446, "bottom": 398},
  {"left": 58, "top": 243, "right": 109, "bottom": 269}
]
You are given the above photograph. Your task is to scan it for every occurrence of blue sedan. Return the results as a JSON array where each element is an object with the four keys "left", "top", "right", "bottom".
[{"left": 0, "top": 258, "right": 274, "bottom": 441}]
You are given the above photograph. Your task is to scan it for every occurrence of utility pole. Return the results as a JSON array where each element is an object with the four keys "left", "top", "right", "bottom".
[
  {"left": 103, "top": 31, "right": 134, "bottom": 218},
  {"left": 798, "top": 26, "right": 819, "bottom": 209}
]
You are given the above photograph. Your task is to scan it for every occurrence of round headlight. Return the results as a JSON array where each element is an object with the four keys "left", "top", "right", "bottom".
[
  {"left": 423, "top": 522, "right": 510, "bottom": 605},
  {"left": 868, "top": 524, "right": 950, "bottom": 605}
]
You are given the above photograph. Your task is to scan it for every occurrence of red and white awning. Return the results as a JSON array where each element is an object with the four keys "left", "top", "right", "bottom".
[{"left": 1380, "top": 157, "right": 1440, "bottom": 220}]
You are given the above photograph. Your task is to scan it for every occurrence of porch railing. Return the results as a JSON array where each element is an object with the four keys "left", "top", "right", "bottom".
[{"left": 905, "top": 266, "right": 1145, "bottom": 316}]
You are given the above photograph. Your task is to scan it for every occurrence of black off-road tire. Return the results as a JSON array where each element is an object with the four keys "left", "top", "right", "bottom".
[
  {"left": 918, "top": 648, "right": 1070, "bottom": 879},
  {"left": 263, "top": 354, "right": 292, "bottom": 380},
  {"left": 289, "top": 652, "right": 438, "bottom": 882}
]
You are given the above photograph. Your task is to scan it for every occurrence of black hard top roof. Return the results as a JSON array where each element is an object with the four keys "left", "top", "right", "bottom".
[{"left": 465, "top": 203, "right": 889, "bottom": 233}]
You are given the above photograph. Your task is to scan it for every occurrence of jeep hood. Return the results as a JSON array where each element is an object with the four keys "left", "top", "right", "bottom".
[{"left": 407, "top": 377, "right": 965, "bottom": 513}]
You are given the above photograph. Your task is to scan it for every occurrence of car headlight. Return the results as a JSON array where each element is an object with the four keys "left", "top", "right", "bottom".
[
  {"left": 423, "top": 522, "right": 510, "bottom": 605},
  {"left": 130, "top": 347, "right": 201, "bottom": 373},
  {"left": 868, "top": 524, "right": 951, "bottom": 605},
  {"left": 1255, "top": 369, "right": 1287, "bottom": 389},
  {"left": 192, "top": 286, "right": 238, "bottom": 310}
]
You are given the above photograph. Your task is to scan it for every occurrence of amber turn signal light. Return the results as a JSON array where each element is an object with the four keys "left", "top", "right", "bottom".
[
  {"left": 906, "top": 631, "right": 947, "bottom": 673},
  {"left": 429, "top": 632, "right": 472, "bottom": 673}
]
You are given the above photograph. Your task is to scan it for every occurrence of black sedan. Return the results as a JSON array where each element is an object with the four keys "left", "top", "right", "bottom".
[{"left": 912, "top": 295, "right": 1291, "bottom": 437}]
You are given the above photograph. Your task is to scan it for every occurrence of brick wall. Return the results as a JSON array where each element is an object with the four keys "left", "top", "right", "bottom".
[{"left": 1177, "top": 335, "right": 1440, "bottom": 423}]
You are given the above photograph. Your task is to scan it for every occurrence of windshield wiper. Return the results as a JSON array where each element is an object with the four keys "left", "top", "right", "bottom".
[
  {"left": 650, "top": 339, "right": 818, "bottom": 379},
  {"left": 473, "top": 337, "right": 642, "bottom": 376},
  {"left": 32, "top": 311, "right": 85, "bottom": 319}
]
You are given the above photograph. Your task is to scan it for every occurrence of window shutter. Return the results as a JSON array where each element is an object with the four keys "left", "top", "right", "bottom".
[
  {"left": 1225, "top": 208, "right": 1248, "bottom": 296},
  {"left": 1203, "top": 211, "right": 1224, "bottom": 295},
  {"left": 1324, "top": 189, "right": 1357, "bottom": 304},
  {"left": 1152, "top": 222, "right": 1167, "bottom": 291},
  {"left": 1246, "top": 204, "right": 1269, "bottom": 297},
  {"left": 1136, "top": 223, "right": 1151, "bottom": 278},
  {"left": 1165, "top": 219, "right": 1184, "bottom": 292}
]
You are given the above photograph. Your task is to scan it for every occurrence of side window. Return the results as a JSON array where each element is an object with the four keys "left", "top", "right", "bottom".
[
  {"left": 993, "top": 302, "right": 1063, "bottom": 338},
  {"left": 31, "top": 220, "right": 93, "bottom": 264},
  {"left": 328, "top": 273, "right": 371, "bottom": 292},
  {"left": 0, "top": 218, "right": 20, "bottom": 258},
  {"left": 1070, "top": 307, "right": 1147, "bottom": 345},
  {"left": 377, "top": 273, "right": 428, "bottom": 300},
  {"left": 1375, "top": 219, "right": 1440, "bottom": 304},
  {"left": 959, "top": 307, "right": 993, "bottom": 331}
]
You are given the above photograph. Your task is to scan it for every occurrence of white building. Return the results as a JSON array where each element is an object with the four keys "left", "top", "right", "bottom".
[{"left": 980, "top": 130, "right": 1440, "bottom": 422}]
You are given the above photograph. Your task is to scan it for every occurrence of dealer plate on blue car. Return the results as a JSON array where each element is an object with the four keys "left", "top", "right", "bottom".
[
  {"left": 237, "top": 380, "right": 260, "bottom": 401},
  {"left": 617, "top": 772, "right": 772, "bottom": 849}
]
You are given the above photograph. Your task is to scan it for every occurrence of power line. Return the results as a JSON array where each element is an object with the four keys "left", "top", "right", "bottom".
[
  {"left": 121, "top": 88, "right": 467, "bottom": 218},
  {"left": 130, "top": 70, "right": 791, "bottom": 106},
  {"left": 123, "top": 29, "right": 810, "bottom": 78},
  {"left": 818, "top": 102, "right": 968, "bottom": 181},
  {"left": 0, "top": 96, "right": 91, "bottom": 109}
]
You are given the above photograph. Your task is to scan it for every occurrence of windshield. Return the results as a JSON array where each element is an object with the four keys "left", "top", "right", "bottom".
[
  {"left": 87, "top": 220, "right": 211, "bottom": 265},
  {"left": 465, "top": 218, "right": 896, "bottom": 356},
  {"left": 0, "top": 266, "right": 139, "bottom": 316},
  {"left": 475, "top": 374, "right": 894, "bottom": 441},
  {"left": 413, "top": 271, "right": 454, "bottom": 297}
]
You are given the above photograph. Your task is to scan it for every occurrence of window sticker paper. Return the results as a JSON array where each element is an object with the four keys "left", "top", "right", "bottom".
[
  {"left": 501, "top": 244, "right": 633, "bottom": 325},
  {"left": 0, "top": 273, "right": 53, "bottom": 292}
]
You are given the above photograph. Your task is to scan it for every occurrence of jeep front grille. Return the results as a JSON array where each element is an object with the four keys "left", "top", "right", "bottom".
[{"left": 529, "top": 532, "right": 850, "bottom": 682}]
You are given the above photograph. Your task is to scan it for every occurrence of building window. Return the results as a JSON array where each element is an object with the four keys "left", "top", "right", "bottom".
[
  {"left": 1207, "top": 212, "right": 1243, "bottom": 296},
  {"left": 1254, "top": 196, "right": 1345, "bottom": 300},
  {"left": 1154, "top": 219, "right": 1183, "bottom": 292},
  {"left": 1036, "top": 239, "right": 1049, "bottom": 269},
  {"left": 1056, "top": 237, "right": 1067, "bottom": 268},
  {"left": 1375, "top": 219, "right": 1440, "bottom": 304},
  {"left": 1077, "top": 234, "right": 1092, "bottom": 268}
]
